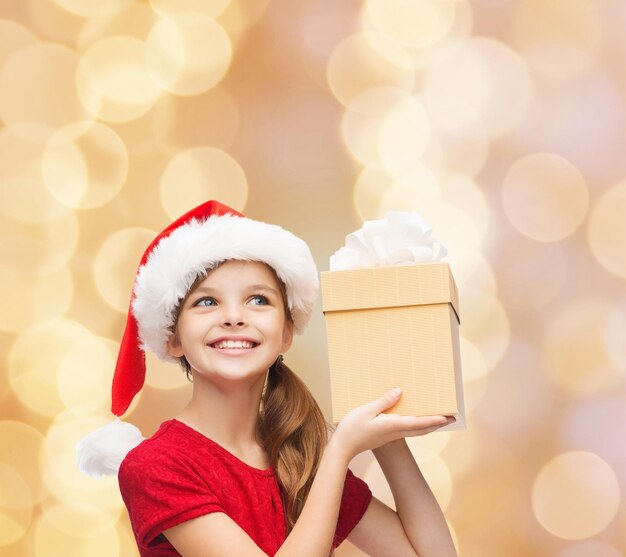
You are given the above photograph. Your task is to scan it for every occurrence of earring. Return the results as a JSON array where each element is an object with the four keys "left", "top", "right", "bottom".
[{"left": 271, "top": 354, "right": 283, "bottom": 372}]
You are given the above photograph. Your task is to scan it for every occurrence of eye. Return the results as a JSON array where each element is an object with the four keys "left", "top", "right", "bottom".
[
  {"left": 249, "top": 295, "right": 269, "bottom": 306},
  {"left": 194, "top": 297, "right": 217, "bottom": 307}
]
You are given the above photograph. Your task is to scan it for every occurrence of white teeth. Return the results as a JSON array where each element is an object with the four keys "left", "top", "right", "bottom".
[{"left": 212, "top": 340, "right": 255, "bottom": 349}]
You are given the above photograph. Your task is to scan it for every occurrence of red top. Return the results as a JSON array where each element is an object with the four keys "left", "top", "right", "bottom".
[{"left": 118, "top": 420, "right": 372, "bottom": 556}]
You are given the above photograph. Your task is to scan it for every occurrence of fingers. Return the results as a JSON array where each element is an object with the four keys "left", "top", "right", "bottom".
[
  {"left": 364, "top": 387, "right": 403, "bottom": 415},
  {"left": 376, "top": 413, "right": 455, "bottom": 432}
]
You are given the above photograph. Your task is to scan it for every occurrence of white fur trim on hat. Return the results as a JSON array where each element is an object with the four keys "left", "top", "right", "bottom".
[{"left": 132, "top": 213, "right": 319, "bottom": 362}]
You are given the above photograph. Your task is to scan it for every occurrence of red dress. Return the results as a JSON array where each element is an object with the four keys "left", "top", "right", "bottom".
[{"left": 118, "top": 419, "right": 372, "bottom": 556}]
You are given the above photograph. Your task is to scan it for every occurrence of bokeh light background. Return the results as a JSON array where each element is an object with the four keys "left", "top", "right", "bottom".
[{"left": 0, "top": 0, "right": 624, "bottom": 556}]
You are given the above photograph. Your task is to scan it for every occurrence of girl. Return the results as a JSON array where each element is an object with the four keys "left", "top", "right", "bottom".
[{"left": 77, "top": 200, "right": 457, "bottom": 557}]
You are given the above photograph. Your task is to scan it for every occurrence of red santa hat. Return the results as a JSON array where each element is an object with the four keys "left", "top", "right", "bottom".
[{"left": 77, "top": 200, "right": 319, "bottom": 477}]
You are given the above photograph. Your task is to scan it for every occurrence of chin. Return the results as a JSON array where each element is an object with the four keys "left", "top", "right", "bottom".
[{"left": 193, "top": 361, "right": 272, "bottom": 383}]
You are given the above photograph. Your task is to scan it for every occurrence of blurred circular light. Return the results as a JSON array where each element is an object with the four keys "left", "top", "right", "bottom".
[
  {"left": 459, "top": 336, "right": 488, "bottom": 383},
  {"left": 454, "top": 441, "right": 525, "bottom": 545},
  {"left": 0, "top": 43, "right": 89, "bottom": 127},
  {"left": 560, "top": 393, "right": 625, "bottom": 475},
  {"left": 77, "top": 36, "right": 161, "bottom": 123},
  {"left": 217, "top": 0, "right": 271, "bottom": 39},
  {"left": 33, "top": 510, "right": 120, "bottom": 557},
  {"left": 0, "top": 211, "right": 79, "bottom": 274},
  {"left": 424, "top": 38, "right": 532, "bottom": 139},
  {"left": 42, "top": 121, "right": 128, "bottom": 210},
  {"left": 150, "top": 0, "right": 230, "bottom": 18},
  {"left": 327, "top": 32, "right": 415, "bottom": 107},
  {"left": 353, "top": 168, "right": 398, "bottom": 222},
  {"left": 77, "top": 4, "right": 157, "bottom": 51},
  {"left": 588, "top": 180, "right": 626, "bottom": 279},
  {"left": 461, "top": 371, "right": 489, "bottom": 416},
  {"left": 502, "top": 153, "right": 589, "bottom": 242},
  {"left": 473, "top": 341, "right": 555, "bottom": 443},
  {"left": 404, "top": 0, "right": 474, "bottom": 71},
  {"left": 8, "top": 319, "right": 94, "bottom": 417},
  {"left": 0, "top": 466, "right": 31, "bottom": 545},
  {"left": 510, "top": 71, "right": 626, "bottom": 185},
  {"left": 0, "top": 421, "right": 46, "bottom": 506},
  {"left": 0, "top": 20, "right": 38, "bottom": 68},
  {"left": 0, "top": 233, "right": 67, "bottom": 280},
  {"left": 0, "top": 460, "right": 33, "bottom": 512},
  {"left": 513, "top": 0, "right": 602, "bottom": 81},
  {"left": 160, "top": 147, "right": 248, "bottom": 220},
  {"left": 50, "top": 0, "right": 132, "bottom": 18},
  {"left": 457, "top": 288, "right": 510, "bottom": 371},
  {"left": 58, "top": 337, "right": 119, "bottom": 413},
  {"left": 93, "top": 228, "right": 156, "bottom": 313},
  {"left": 543, "top": 298, "right": 621, "bottom": 394},
  {"left": 378, "top": 95, "right": 431, "bottom": 172},
  {"left": 20, "top": 0, "right": 84, "bottom": 45},
  {"left": 376, "top": 174, "right": 440, "bottom": 214},
  {"left": 423, "top": 125, "right": 489, "bottom": 178},
  {"left": 438, "top": 172, "right": 489, "bottom": 240},
  {"left": 146, "top": 13, "right": 232, "bottom": 96},
  {"left": 605, "top": 296, "right": 626, "bottom": 374},
  {"left": 0, "top": 263, "right": 73, "bottom": 334},
  {"left": 555, "top": 541, "right": 623, "bottom": 557},
  {"left": 450, "top": 250, "right": 496, "bottom": 296},
  {"left": 532, "top": 451, "right": 620, "bottom": 539},
  {"left": 342, "top": 88, "right": 428, "bottom": 170},
  {"left": 0, "top": 124, "right": 72, "bottom": 224},
  {"left": 152, "top": 86, "right": 239, "bottom": 154},
  {"left": 365, "top": 0, "right": 457, "bottom": 48},
  {"left": 41, "top": 501, "right": 120, "bottom": 538},
  {"left": 495, "top": 238, "right": 567, "bottom": 311}
]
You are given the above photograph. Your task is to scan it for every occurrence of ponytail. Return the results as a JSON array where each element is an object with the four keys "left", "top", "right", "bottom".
[{"left": 258, "top": 357, "right": 328, "bottom": 535}]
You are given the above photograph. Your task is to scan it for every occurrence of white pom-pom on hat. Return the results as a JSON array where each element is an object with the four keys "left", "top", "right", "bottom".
[{"left": 76, "top": 419, "right": 145, "bottom": 477}]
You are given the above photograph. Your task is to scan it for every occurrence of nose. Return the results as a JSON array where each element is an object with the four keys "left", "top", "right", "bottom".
[{"left": 220, "top": 303, "right": 246, "bottom": 327}]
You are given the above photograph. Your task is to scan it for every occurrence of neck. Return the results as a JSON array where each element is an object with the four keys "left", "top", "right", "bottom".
[{"left": 176, "top": 371, "right": 268, "bottom": 452}]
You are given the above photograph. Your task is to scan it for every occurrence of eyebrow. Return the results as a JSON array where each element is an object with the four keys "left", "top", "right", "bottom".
[{"left": 192, "top": 284, "right": 279, "bottom": 295}]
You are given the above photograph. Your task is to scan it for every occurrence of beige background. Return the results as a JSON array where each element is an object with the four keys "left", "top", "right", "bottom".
[{"left": 0, "top": 1, "right": 624, "bottom": 556}]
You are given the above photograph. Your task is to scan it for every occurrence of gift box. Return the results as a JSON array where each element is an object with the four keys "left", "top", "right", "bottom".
[{"left": 321, "top": 214, "right": 465, "bottom": 431}]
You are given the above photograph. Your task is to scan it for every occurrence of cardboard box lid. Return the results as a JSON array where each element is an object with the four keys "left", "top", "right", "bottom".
[{"left": 321, "top": 262, "right": 459, "bottom": 322}]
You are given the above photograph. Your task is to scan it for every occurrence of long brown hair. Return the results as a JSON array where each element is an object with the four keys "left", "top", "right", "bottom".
[
  {"left": 258, "top": 356, "right": 328, "bottom": 534},
  {"left": 171, "top": 262, "right": 330, "bottom": 534}
]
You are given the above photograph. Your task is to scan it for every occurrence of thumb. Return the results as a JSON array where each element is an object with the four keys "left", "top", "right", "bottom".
[{"left": 366, "top": 387, "right": 402, "bottom": 415}]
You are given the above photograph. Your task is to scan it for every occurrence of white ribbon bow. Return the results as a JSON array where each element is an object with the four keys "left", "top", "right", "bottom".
[{"left": 329, "top": 211, "right": 447, "bottom": 271}]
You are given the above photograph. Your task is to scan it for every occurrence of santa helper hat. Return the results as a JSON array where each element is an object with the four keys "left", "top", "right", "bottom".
[{"left": 77, "top": 200, "right": 319, "bottom": 478}]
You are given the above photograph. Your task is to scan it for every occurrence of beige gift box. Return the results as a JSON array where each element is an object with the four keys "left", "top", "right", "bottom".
[{"left": 321, "top": 262, "right": 465, "bottom": 431}]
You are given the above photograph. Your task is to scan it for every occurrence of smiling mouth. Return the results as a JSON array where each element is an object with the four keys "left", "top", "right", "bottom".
[{"left": 209, "top": 340, "right": 259, "bottom": 349}]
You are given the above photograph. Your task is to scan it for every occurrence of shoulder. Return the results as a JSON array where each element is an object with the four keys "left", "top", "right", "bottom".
[{"left": 118, "top": 421, "right": 193, "bottom": 484}]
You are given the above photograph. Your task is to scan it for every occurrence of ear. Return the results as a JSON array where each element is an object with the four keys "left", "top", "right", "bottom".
[
  {"left": 280, "top": 322, "right": 294, "bottom": 353},
  {"left": 166, "top": 332, "right": 185, "bottom": 358}
]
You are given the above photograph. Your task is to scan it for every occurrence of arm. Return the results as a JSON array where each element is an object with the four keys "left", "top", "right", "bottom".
[
  {"left": 348, "top": 436, "right": 457, "bottom": 557},
  {"left": 165, "top": 389, "right": 449, "bottom": 557}
]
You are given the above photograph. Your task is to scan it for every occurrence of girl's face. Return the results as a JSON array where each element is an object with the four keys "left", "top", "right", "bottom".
[{"left": 166, "top": 260, "right": 294, "bottom": 384}]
